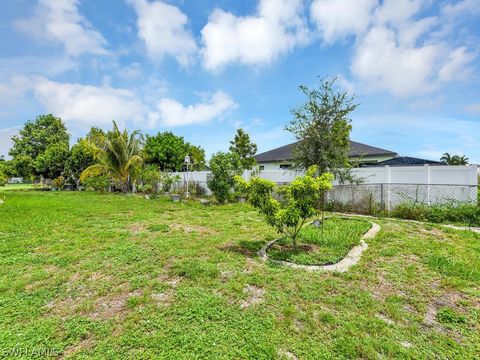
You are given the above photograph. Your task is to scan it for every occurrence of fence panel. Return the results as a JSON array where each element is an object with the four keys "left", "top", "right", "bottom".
[{"left": 168, "top": 165, "right": 479, "bottom": 205}]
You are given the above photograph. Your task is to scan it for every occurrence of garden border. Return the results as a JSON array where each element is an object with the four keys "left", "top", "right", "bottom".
[{"left": 257, "top": 217, "right": 381, "bottom": 272}]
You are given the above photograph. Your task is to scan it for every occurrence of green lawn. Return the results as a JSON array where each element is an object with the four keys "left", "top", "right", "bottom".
[
  {"left": 0, "top": 183, "right": 35, "bottom": 192},
  {"left": 0, "top": 191, "right": 479, "bottom": 359},
  {"left": 268, "top": 218, "right": 372, "bottom": 265}
]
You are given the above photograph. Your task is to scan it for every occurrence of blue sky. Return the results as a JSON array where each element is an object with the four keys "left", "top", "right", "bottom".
[{"left": 0, "top": 0, "right": 479, "bottom": 162}]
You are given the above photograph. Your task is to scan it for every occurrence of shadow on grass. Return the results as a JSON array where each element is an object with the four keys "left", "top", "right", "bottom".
[{"left": 220, "top": 240, "right": 265, "bottom": 257}]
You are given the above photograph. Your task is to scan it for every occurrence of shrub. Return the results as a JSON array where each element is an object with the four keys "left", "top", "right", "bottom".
[
  {"left": 140, "top": 164, "right": 162, "bottom": 197},
  {"left": 160, "top": 173, "right": 180, "bottom": 193},
  {"left": 82, "top": 175, "right": 110, "bottom": 193},
  {"left": 190, "top": 181, "right": 207, "bottom": 197},
  {"left": 52, "top": 176, "right": 65, "bottom": 190},
  {"left": 390, "top": 202, "right": 480, "bottom": 226},
  {"left": 237, "top": 166, "right": 333, "bottom": 248},
  {"left": 207, "top": 152, "right": 242, "bottom": 204}
]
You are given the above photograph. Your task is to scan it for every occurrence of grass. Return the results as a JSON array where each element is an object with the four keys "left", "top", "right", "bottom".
[
  {"left": 267, "top": 218, "right": 372, "bottom": 265},
  {"left": 0, "top": 183, "right": 35, "bottom": 192},
  {"left": 0, "top": 191, "right": 479, "bottom": 359}
]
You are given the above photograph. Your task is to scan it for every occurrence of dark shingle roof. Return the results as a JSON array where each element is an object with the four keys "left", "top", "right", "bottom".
[
  {"left": 254, "top": 141, "right": 397, "bottom": 163},
  {"left": 365, "top": 156, "right": 443, "bottom": 167}
]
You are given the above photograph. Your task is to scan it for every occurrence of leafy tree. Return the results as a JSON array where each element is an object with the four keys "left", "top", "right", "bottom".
[
  {"left": 286, "top": 77, "right": 358, "bottom": 175},
  {"left": 237, "top": 166, "right": 333, "bottom": 248},
  {"left": 0, "top": 159, "right": 14, "bottom": 177},
  {"left": 0, "top": 172, "right": 7, "bottom": 186},
  {"left": 66, "top": 139, "right": 96, "bottom": 190},
  {"left": 80, "top": 121, "right": 143, "bottom": 193},
  {"left": 206, "top": 152, "right": 242, "bottom": 204},
  {"left": 229, "top": 128, "right": 257, "bottom": 170},
  {"left": 34, "top": 143, "right": 70, "bottom": 180},
  {"left": 10, "top": 155, "right": 34, "bottom": 178},
  {"left": 440, "top": 153, "right": 469, "bottom": 165},
  {"left": 187, "top": 144, "right": 206, "bottom": 171},
  {"left": 144, "top": 132, "right": 205, "bottom": 171},
  {"left": 9, "top": 114, "right": 70, "bottom": 161}
]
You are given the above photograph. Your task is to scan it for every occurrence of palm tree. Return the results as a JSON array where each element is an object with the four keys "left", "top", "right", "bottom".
[
  {"left": 440, "top": 152, "right": 451, "bottom": 164},
  {"left": 440, "top": 152, "right": 469, "bottom": 165},
  {"left": 80, "top": 121, "right": 143, "bottom": 193}
]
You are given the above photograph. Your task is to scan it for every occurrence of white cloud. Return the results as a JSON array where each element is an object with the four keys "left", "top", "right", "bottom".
[
  {"left": 201, "top": 0, "right": 309, "bottom": 72},
  {"left": 343, "top": 0, "right": 477, "bottom": 97},
  {"left": 128, "top": 0, "right": 197, "bottom": 66},
  {"left": 438, "top": 46, "right": 476, "bottom": 82},
  {"left": 310, "top": 0, "right": 377, "bottom": 43},
  {"left": 32, "top": 77, "right": 146, "bottom": 129},
  {"left": 351, "top": 26, "right": 441, "bottom": 96},
  {"left": 443, "top": 0, "right": 480, "bottom": 16},
  {"left": 14, "top": 0, "right": 107, "bottom": 57},
  {"left": 0, "top": 75, "right": 32, "bottom": 104},
  {"left": 0, "top": 127, "right": 21, "bottom": 159},
  {"left": 148, "top": 91, "right": 237, "bottom": 127}
]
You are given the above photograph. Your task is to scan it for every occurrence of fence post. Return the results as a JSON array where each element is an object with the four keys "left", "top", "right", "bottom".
[
  {"left": 385, "top": 166, "right": 391, "bottom": 212},
  {"left": 425, "top": 164, "right": 431, "bottom": 205},
  {"left": 380, "top": 184, "right": 384, "bottom": 211}
]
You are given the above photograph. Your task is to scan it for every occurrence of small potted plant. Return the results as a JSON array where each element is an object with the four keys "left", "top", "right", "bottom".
[{"left": 170, "top": 187, "right": 182, "bottom": 202}]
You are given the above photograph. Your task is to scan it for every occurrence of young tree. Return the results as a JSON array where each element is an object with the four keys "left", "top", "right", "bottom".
[
  {"left": 80, "top": 121, "right": 143, "bottom": 193},
  {"left": 206, "top": 152, "right": 242, "bottom": 204},
  {"left": 286, "top": 77, "right": 358, "bottom": 175},
  {"left": 237, "top": 166, "right": 333, "bottom": 248},
  {"left": 66, "top": 139, "right": 96, "bottom": 190},
  {"left": 229, "top": 128, "right": 257, "bottom": 170}
]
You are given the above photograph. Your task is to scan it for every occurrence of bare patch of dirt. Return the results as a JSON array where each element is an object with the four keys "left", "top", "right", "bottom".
[
  {"left": 61, "top": 338, "right": 93, "bottom": 359},
  {"left": 370, "top": 272, "right": 396, "bottom": 301},
  {"left": 151, "top": 292, "right": 172, "bottom": 306},
  {"left": 278, "top": 349, "right": 299, "bottom": 360},
  {"left": 375, "top": 313, "right": 395, "bottom": 325},
  {"left": 128, "top": 222, "right": 146, "bottom": 235},
  {"left": 270, "top": 243, "right": 321, "bottom": 253},
  {"left": 171, "top": 223, "right": 217, "bottom": 235},
  {"left": 89, "top": 289, "right": 142, "bottom": 319},
  {"left": 243, "top": 257, "right": 259, "bottom": 274},
  {"left": 419, "top": 227, "right": 448, "bottom": 240},
  {"left": 157, "top": 273, "right": 182, "bottom": 288},
  {"left": 240, "top": 285, "right": 265, "bottom": 308},
  {"left": 220, "top": 269, "right": 235, "bottom": 283}
]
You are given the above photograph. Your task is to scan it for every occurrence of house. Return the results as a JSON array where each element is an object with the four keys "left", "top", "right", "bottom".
[
  {"left": 364, "top": 156, "right": 443, "bottom": 167},
  {"left": 254, "top": 141, "right": 398, "bottom": 170}
]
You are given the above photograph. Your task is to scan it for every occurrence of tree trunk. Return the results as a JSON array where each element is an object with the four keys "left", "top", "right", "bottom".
[{"left": 75, "top": 179, "right": 80, "bottom": 191}]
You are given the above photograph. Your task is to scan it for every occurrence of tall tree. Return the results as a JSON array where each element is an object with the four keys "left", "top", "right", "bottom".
[
  {"left": 34, "top": 143, "right": 70, "bottom": 180},
  {"left": 66, "top": 139, "right": 96, "bottom": 190},
  {"left": 9, "top": 114, "right": 70, "bottom": 160},
  {"left": 286, "top": 77, "right": 358, "bottom": 175},
  {"left": 440, "top": 153, "right": 469, "bottom": 165},
  {"left": 229, "top": 128, "right": 257, "bottom": 170},
  {"left": 9, "top": 114, "right": 70, "bottom": 178},
  {"left": 80, "top": 121, "right": 143, "bottom": 193},
  {"left": 187, "top": 144, "right": 206, "bottom": 171},
  {"left": 144, "top": 132, "right": 205, "bottom": 171}
]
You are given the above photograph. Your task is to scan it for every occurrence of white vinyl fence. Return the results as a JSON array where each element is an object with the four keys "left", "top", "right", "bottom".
[{"left": 171, "top": 165, "right": 479, "bottom": 208}]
